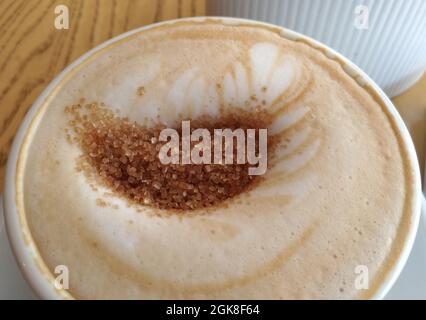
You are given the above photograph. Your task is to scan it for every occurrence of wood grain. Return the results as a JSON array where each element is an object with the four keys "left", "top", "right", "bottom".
[
  {"left": 393, "top": 73, "right": 426, "bottom": 178},
  {"left": 0, "top": 0, "right": 205, "bottom": 192}
]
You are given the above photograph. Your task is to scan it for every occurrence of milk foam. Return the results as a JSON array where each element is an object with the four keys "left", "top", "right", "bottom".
[{"left": 20, "top": 20, "right": 415, "bottom": 299}]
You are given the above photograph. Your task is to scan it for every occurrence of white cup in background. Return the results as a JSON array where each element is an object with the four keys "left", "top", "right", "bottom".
[{"left": 207, "top": 0, "right": 426, "bottom": 97}]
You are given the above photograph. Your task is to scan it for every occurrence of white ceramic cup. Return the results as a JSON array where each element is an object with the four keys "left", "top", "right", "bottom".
[
  {"left": 2, "top": 17, "right": 422, "bottom": 299},
  {"left": 207, "top": 0, "right": 426, "bottom": 97}
]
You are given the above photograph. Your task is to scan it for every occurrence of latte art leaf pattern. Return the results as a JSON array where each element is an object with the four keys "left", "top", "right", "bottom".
[{"left": 124, "top": 41, "right": 320, "bottom": 207}]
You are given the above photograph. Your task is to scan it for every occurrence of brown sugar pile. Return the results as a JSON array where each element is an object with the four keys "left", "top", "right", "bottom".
[{"left": 65, "top": 102, "right": 271, "bottom": 211}]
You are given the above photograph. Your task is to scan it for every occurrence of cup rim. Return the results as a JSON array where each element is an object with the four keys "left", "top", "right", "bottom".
[{"left": 3, "top": 16, "right": 422, "bottom": 300}]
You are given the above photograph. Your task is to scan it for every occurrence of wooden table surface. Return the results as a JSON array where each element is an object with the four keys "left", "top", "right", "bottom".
[
  {"left": 0, "top": 0, "right": 205, "bottom": 192},
  {"left": 0, "top": 0, "right": 425, "bottom": 193},
  {"left": 393, "top": 73, "right": 426, "bottom": 179}
]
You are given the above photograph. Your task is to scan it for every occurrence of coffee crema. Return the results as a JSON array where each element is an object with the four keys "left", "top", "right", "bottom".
[{"left": 18, "top": 19, "right": 417, "bottom": 299}]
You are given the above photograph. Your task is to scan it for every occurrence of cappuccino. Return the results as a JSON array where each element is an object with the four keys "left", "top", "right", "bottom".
[{"left": 16, "top": 19, "right": 418, "bottom": 299}]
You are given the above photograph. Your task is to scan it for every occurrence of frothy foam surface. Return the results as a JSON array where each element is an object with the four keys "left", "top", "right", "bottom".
[{"left": 19, "top": 20, "right": 415, "bottom": 299}]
